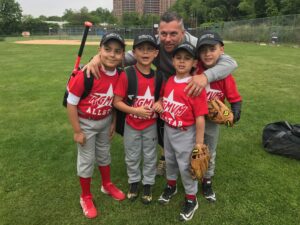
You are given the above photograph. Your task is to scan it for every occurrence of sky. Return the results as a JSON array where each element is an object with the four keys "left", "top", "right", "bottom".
[{"left": 16, "top": 0, "right": 113, "bottom": 17}]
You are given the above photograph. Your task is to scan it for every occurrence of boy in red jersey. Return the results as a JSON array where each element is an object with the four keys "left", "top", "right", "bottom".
[
  {"left": 158, "top": 42, "right": 208, "bottom": 222},
  {"left": 67, "top": 33, "right": 126, "bottom": 219},
  {"left": 195, "top": 30, "right": 242, "bottom": 202},
  {"left": 113, "top": 34, "right": 163, "bottom": 204}
]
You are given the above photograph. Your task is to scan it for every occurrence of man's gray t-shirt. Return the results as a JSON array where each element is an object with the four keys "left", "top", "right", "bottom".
[{"left": 124, "top": 32, "right": 237, "bottom": 82}]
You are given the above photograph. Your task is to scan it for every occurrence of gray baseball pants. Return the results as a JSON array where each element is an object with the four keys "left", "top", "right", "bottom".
[
  {"left": 77, "top": 115, "right": 112, "bottom": 178},
  {"left": 164, "top": 125, "right": 198, "bottom": 195},
  {"left": 204, "top": 119, "right": 220, "bottom": 178},
  {"left": 124, "top": 122, "right": 157, "bottom": 185}
]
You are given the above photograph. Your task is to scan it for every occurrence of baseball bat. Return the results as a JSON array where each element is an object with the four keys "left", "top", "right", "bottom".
[{"left": 72, "top": 21, "right": 93, "bottom": 75}]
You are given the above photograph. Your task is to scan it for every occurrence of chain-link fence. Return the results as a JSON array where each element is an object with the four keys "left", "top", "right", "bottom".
[
  {"left": 8, "top": 14, "right": 300, "bottom": 45},
  {"left": 200, "top": 14, "right": 300, "bottom": 44}
]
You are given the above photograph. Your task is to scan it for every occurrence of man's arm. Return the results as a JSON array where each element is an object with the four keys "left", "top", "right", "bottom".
[
  {"left": 85, "top": 51, "right": 136, "bottom": 79},
  {"left": 185, "top": 54, "right": 238, "bottom": 96},
  {"left": 204, "top": 54, "right": 238, "bottom": 83},
  {"left": 124, "top": 50, "right": 137, "bottom": 66}
]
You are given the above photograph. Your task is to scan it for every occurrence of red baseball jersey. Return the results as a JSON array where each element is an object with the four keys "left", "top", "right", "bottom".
[
  {"left": 67, "top": 68, "right": 119, "bottom": 120},
  {"left": 114, "top": 66, "right": 162, "bottom": 130},
  {"left": 196, "top": 62, "right": 242, "bottom": 103},
  {"left": 161, "top": 75, "right": 208, "bottom": 128}
]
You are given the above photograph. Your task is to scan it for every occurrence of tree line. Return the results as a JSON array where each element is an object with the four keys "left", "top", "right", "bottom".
[
  {"left": 172, "top": 0, "right": 300, "bottom": 27},
  {"left": 0, "top": 0, "right": 299, "bottom": 35}
]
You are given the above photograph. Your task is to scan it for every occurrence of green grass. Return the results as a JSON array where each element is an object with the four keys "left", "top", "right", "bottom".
[{"left": 0, "top": 40, "right": 300, "bottom": 225}]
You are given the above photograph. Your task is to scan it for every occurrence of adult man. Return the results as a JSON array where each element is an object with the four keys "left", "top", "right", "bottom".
[
  {"left": 86, "top": 12, "right": 237, "bottom": 96},
  {"left": 85, "top": 11, "right": 237, "bottom": 186}
]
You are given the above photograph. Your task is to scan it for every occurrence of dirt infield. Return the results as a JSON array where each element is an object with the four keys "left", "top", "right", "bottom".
[{"left": 15, "top": 39, "right": 133, "bottom": 46}]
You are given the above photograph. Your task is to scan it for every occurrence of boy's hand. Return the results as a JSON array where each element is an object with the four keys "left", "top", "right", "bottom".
[
  {"left": 134, "top": 106, "right": 152, "bottom": 118},
  {"left": 153, "top": 101, "right": 164, "bottom": 113},
  {"left": 74, "top": 132, "right": 86, "bottom": 145},
  {"left": 83, "top": 55, "right": 101, "bottom": 79},
  {"left": 185, "top": 74, "right": 208, "bottom": 97}
]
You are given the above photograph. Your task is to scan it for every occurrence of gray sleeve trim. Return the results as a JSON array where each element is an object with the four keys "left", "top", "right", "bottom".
[{"left": 204, "top": 54, "right": 238, "bottom": 83}]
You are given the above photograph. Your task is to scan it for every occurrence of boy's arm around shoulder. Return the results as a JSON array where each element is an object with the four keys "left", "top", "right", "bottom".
[{"left": 204, "top": 53, "right": 238, "bottom": 83}]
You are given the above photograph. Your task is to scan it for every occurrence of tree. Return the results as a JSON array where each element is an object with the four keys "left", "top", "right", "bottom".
[
  {"left": 0, "top": 0, "right": 22, "bottom": 35},
  {"left": 21, "top": 15, "right": 58, "bottom": 35},
  {"left": 47, "top": 16, "right": 63, "bottom": 21},
  {"left": 62, "top": 7, "right": 102, "bottom": 25},
  {"left": 265, "top": 0, "right": 280, "bottom": 17},
  {"left": 238, "top": 0, "right": 256, "bottom": 18},
  {"left": 280, "top": 0, "right": 300, "bottom": 14},
  {"left": 140, "top": 14, "right": 160, "bottom": 27},
  {"left": 38, "top": 15, "right": 48, "bottom": 21},
  {"left": 122, "top": 12, "right": 141, "bottom": 27},
  {"left": 90, "top": 7, "right": 118, "bottom": 25}
]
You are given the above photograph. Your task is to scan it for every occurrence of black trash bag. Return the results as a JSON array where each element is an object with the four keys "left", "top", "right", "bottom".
[{"left": 262, "top": 121, "right": 300, "bottom": 160}]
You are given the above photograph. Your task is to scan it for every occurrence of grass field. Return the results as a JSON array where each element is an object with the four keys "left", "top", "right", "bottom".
[{"left": 0, "top": 39, "right": 300, "bottom": 225}]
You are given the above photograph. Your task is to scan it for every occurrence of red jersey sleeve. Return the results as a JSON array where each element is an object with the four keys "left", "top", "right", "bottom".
[
  {"left": 68, "top": 70, "right": 85, "bottom": 98},
  {"left": 114, "top": 71, "right": 128, "bottom": 98},
  {"left": 224, "top": 75, "right": 242, "bottom": 103},
  {"left": 195, "top": 62, "right": 205, "bottom": 74}
]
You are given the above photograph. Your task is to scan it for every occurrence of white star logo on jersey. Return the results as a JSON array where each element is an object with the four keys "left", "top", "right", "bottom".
[
  {"left": 133, "top": 86, "right": 154, "bottom": 108},
  {"left": 206, "top": 83, "right": 223, "bottom": 100},
  {"left": 88, "top": 84, "right": 114, "bottom": 108},
  {"left": 163, "top": 90, "right": 188, "bottom": 119}
]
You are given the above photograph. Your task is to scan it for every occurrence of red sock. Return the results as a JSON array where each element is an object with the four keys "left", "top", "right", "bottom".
[
  {"left": 98, "top": 165, "right": 111, "bottom": 186},
  {"left": 185, "top": 194, "right": 196, "bottom": 200},
  {"left": 79, "top": 177, "right": 91, "bottom": 198},
  {"left": 167, "top": 180, "right": 176, "bottom": 187}
]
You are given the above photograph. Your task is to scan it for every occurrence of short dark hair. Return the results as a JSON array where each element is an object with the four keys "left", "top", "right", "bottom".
[{"left": 160, "top": 11, "right": 184, "bottom": 29}]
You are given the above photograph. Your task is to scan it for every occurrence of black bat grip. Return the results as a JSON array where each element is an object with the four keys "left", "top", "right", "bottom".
[{"left": 78, "top": 26, "right": 90, "bottom": 57}]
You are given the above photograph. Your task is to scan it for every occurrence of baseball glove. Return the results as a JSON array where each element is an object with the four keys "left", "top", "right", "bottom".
[
  {"left": 190, "top": 144, "right": 210, "bottom": 181},
  {"left": 207, "top": 99, "right": 234, "bottom": 127}
]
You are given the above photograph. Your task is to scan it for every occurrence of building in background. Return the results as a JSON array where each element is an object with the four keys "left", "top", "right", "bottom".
[
  {"left": 160, "top": 0, "right": 176, "bottom": 15},
  {"left": 113, "top": 0, "right": 176, "bottom": 18},
  {"left": 144, "top": 0, "right": 160, "bottom": 15}
]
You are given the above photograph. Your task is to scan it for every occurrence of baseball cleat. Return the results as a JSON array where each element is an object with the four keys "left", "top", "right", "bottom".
[
  {"left": 179, "top": 198, "right": 198, "bottom": 221},
  {"left": 127, "top": 182, "right": 139, "bottom": 201},
  {"left": 141, "top": 184, "right": 152, "bottom": 204},
  {"left": 158, "top": 185, "right": 177, "bottom": 204},
  {"left": 202, "top": 179, "right": 216, "bottom": 202},
  {"left": 101, "top": 182, "right": 126, "bottom": 201},
  {"left": 80, "top": 195, "right": 97, "bottom": 219}
]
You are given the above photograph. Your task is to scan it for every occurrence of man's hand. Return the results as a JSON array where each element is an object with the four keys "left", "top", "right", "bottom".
[
  {"left": 184, "top": 74, "right": 208, "bottom": 97},
  {"left": 74, "top": 131, "right": 86, "bottom": 145},
  {"left": 83, "top": 55, "right": 101, "bottom": 79}
]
